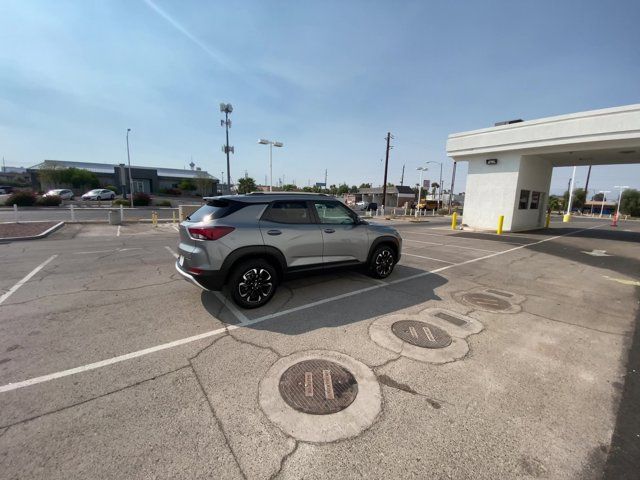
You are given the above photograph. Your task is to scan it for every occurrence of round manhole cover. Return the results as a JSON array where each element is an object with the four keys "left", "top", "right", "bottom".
[
  {"left": 391, "top": 320, "right": 452, "bottom": 349},
  {"left": 462, "top": 293, "right": 511, "bottom": 311},
  {"left": 278, "top": 360, "right": 358, "bottom": 415}
]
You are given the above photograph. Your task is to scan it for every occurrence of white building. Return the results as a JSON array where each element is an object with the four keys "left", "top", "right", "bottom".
[{"left": 446, "top": 104, "right": 640, "bottom": 232}]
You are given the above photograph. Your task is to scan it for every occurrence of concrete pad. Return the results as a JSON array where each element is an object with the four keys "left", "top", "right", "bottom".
[{"left": 0, "top": 368, "right": 243, "bottom": 479}]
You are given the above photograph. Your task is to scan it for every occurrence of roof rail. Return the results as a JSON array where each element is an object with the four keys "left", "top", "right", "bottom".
[{"left": 246, "top": 191, "right": 330, "bottom": 196}]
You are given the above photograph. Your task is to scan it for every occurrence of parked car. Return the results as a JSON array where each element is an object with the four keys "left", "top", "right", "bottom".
[
  {"left": 354, "top": 201, "right": 368, "bottom": 211},
  {"left": 44, "top": 189, "right": 74, "bottom": 200},
  {"left": 82, "top": 189, "right": 115, "bottom": 201},
  {"left": 175, "top": 193, "right": 402, "bottom": 308},
  {"left": 0, "top": 186, "right": 15, "bottom": 194}
]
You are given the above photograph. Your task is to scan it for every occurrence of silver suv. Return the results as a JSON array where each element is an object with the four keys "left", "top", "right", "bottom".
[{"left": 175, "top": 193, "right": 402, "bottom": 308}]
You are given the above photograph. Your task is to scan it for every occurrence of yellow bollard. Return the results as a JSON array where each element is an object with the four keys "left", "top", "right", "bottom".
[
  {"left": 152, "top": 211, "right": 158, "bottom": 228},
  {"left": 545, "top": 213, "right": 551, "bottom": 228},
  {"left": 497, "top": 215, "right": 504, "bottom": 235},
  {"left": 562, "top": 213, "right": 571, "bottom": 223},
  {"left": 451, "top": 212, "right": 457, "bottom": 230}
]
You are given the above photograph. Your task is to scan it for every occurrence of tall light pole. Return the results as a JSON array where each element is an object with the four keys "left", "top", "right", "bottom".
[
  {"left": 598, "top": 190, "right": 610, "bottom": 218},
  {"left": 614, "top": 185, "right": 629, "bottom": 219},
  {"left": 426, "top": 161, "right": 443, "bottom": 209},
  {"left": 416, "top": 166, "right": 428, "bottom": 217},
  {"left": 565, "top": 166, "right": 577, "bottom": 217},
  {"left": 258, "top": 139, "right": 283, "bottom": 192},
  {"left": 126, "top": 128, "right": 134, "bottom": 208},
  {"left": 220, "top": 103, "right": 234, "bottom": 194}
]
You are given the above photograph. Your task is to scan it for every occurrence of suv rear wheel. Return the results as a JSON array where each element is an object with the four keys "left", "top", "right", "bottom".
[
  {"left": 229, "top": 259, "right": 278, "bottom": 308},
  {"left": 368, "top": 245, "right": 396, "bottom": 279}
]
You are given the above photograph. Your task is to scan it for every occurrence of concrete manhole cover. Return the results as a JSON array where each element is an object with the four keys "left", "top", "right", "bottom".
[
  {"left": 278, "top": 359, "right": 358, "bottom": 415},
  {"left": 462, "top": 292, "right": 511, "bottom": 311},
  {"left": 391, "top": 320, "right": 452, "bottom": 349}
]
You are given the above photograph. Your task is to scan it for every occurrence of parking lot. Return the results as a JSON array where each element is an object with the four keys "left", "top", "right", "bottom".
[{"left": 1, "top": 217, "right": 639, "bottom": 479}]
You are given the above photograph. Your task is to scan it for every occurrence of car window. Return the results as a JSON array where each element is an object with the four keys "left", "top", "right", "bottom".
[
  {"left": 313, "top": 201, "right": 356, "bottom": 224},
  {"left": 188, "top": 199, "right": 246, "bottom": 222},
  {"left": 262, "top": 201, "right": 312, "bottom": 224}
]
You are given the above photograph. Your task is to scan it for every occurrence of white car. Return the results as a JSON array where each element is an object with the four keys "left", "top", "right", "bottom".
[
  {"left": 82, "top": 189, "right": 115, "bottom": 201},
  {"left": 354, "top": 201, "right": 368, "bottom": 211},
  {"left": 44, "top": 189, "right": 74, "bottom": 200}
]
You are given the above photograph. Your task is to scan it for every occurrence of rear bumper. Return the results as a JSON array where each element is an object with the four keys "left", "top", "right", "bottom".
[{"left": 174, "top": 261, "right": 225, "bottom": 291}]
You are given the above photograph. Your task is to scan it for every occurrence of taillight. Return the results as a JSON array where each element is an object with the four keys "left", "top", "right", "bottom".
[{"left": 188, "top": 226, "right": 235, "bottom": 240}]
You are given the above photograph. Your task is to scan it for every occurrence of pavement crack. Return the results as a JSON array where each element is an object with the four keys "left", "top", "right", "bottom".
[
  {"left": 0, "top": 365, "right": 190, "bottom": 430},
  {"left": 525, "top": 310, "right": 629, "bottom": 336},
  {"left": 227, "top": 329, "right": 283, "bottom": 358},
  {"left": 188, "top": 333, "right": 229, "bottom": 363},
  {"left": 376, "top": 373, "right": 445, "bottom": 409},
  {"left": 269, "top": 440, "right": 299, "bottom": 480},
  {"left": 188, "top": 362, "right": 247, "bottom": 480}
]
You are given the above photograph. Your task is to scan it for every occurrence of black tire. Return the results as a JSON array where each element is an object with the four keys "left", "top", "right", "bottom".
[
  {"left": 368, "top": 245, "right": 396, "bottom": 279},
  {"left": 229, "top": 259, "right": 278, "bottom": 309},
  {"left": 96, "top": 196, "right": 101, "bottom": 201},
  {"left": 110, "top": 194, "right": 115, "bottom": 200}
]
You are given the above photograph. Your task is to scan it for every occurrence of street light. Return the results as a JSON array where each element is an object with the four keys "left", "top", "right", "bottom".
[
  {"left": 614, "top": 185, "right": 629, "bottom": 219},
  {"left": 126, "top": 128, "right": 134, "bottom": 208},
  {"left": 598, "top": 190, "right": 610, "bottom": 218},
  {"left": 416, "top": 166, "right": 428, "bottom": 217},
  {"left": 425, "top": 161, "right": 443, "bottom": 210},
  {"left": 258, "top": 139, "right": 284, "bottom": 192}
]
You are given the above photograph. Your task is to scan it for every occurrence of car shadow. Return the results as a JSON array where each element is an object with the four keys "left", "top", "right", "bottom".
[{"left": 200, "top": 264, "right": 448, "bottom": 335}]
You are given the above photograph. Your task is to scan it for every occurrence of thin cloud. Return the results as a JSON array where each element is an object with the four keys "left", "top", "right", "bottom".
[{"left": 141, "top": 0, "right": 239, "bottom": 74}]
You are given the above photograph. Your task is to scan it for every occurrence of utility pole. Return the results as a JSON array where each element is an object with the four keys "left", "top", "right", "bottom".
[
  {"left": 584, "top": 165, "right": 592, "bottom": 201},
  {"left": 220, "top": 103, "right": 234, "bottom": 194},
  {"left": 400, "top": 164, "right": 405, "bottom": 186},
  {"left": 448, "top": 161, "right": 457, "bottom": 214},
  {"left": 382, "top": 132, "right": 393, "bottom": 211},
  {"left": 126, "top": 128, "right": 134, "bottom": 207}
]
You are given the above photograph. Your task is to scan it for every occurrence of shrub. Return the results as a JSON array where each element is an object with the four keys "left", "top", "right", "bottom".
[
  {"left": 155, "top": 200, "right": 172, "bottom": 207},
  {"left": 36, "top": 195, "right": 62, "bottom": 206},
  {"left": 112, "top": 199, "right": 130, "bottom": 207},
  {"left": 133, "top": 192, "right": 151, "bottom": 206},
  {"left": 159, "top": 188, "right": 182, "bottom": 196},
  {"left": 7, "top": 191, "right": 36, "bottom": 207},
  {"left": 104, "top": 185, "right": 118, "bottom": 194}
]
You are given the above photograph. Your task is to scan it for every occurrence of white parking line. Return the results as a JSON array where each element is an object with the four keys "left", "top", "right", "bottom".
[
  {"left": 0, "top": 255, "right": 58, "bottom": 306},
  {"left": 401, "top": 252, "right": 454, "bottom": 264},
  {"left": 403, "top": 238, "right": 498, "bottom": 253},
  {"left": 0, "top": 224, "right": 605, "bottom": 393},
  {"left": 172, "top": 225, "right": 179, "bottom": 232},
  {"left": 116, "top": 225, "right": 121, "bottom": 237}
]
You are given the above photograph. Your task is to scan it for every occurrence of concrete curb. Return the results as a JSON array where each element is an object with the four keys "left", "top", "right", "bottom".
[{"left": 0, "top": 221, "right": 65, "bottom": 242}]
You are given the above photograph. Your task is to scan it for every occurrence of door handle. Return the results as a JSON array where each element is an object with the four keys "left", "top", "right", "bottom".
[
  {"left": 324, "top": 228, "right": 335, "bottom": 234},
  {"left": 267, "top": 229, "right": 282, "bottom": 236}
]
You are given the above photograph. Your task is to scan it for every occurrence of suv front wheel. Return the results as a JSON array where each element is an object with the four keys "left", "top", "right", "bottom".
[
  {"left": 229, "top": 259, "right": 278, "bottom": 309},
  {"left": 368, "top": 245, "right": 396, "bottom": 279}
]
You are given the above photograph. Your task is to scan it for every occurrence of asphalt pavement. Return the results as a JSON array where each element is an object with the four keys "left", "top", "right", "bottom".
[{"left": 0, "top": 217, "right": 638, "bottom": 479}]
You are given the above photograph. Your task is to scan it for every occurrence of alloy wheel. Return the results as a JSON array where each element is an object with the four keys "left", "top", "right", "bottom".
[
  {"left": 238, "top": 268, "right": 273, "bottom": 304},
  {"left": 375, "top": 250, "right": 394, "bottom": 277}
]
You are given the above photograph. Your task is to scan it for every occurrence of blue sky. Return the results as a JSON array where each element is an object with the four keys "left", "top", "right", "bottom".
[{"left": 1, "top": 0, "right": 639, "bottom": 194}]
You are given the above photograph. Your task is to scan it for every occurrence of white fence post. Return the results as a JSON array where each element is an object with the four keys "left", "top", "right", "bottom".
[
  {"left": 70, "top": 204, "right": 75, "bottom": 222},
  {"left": 120, "top": 204, "right": 124, "bottom": 223},
  {"left": 13, "top": 204, "right": 18, "bottom": 223}
]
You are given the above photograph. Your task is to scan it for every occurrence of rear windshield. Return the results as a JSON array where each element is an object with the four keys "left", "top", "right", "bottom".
[{"left": 187, "top": 199, "right": 245, "bottom": 222}]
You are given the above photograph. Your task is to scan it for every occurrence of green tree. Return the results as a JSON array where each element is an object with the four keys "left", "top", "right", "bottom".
[
  {"left": 282, "top": 184, "right": 297, "bottom": 191},
  {"left": 179, "top": 179, "right": 197, "bottom": 191},
  {"left": 358, "top": 183, "right": 371, "bottom": 189},
  {"left": 563, "top": 188, "right": 586, "bottom": 211},
  {"left": 66, "top": 168, "right": 99, "bottom": 189},
  {"left": 328, "top": 184, "right": 338, "bottom": 195},
  {"left": 337, "top": 183, "right": 349, "bottom": 195},
  {"left": 349, "top": 185, "right": 358, "bottom": 194},
  {"left": 237, "top": 177, "right": 257, "bottom": 194},
  {"left": 592, "top": 192, "right": 605, "bottom": 202},
  {"left": 548, "top": 195, "right": 562, "bottom": 214},
  {"left": 195, "top": 171, "right": 214, "bottom": 196},
  {"left": 302, "top": 186, "right": 313, "bottom": 192},
  {"left": 620, "top": 188, "right": 640, "bottom": 216},
  {"left": 431, "top": 182, "right": 440, "bottom": 197}
]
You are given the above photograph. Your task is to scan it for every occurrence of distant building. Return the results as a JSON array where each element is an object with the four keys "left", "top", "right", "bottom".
[
  {"left": 0, "top": 166, "right": 29, "bottom": 186},
  {"left": 28, "top": 160, "right": 218, "bottom": 195},
  {"left": 358, "top": 186, "right": 416, "bottom": 207}
]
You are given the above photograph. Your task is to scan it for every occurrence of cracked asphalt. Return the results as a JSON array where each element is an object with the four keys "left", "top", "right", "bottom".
[{"left": 0, "top": 218, "right": 639, "bottom": 479}]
